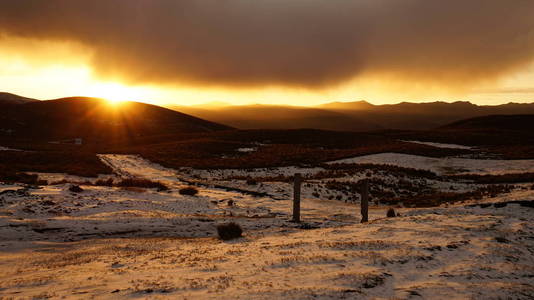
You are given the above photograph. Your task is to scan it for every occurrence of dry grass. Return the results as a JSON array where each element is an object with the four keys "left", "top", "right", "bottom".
[
  {"left": 115, "top": 178, "right": 168, "bottom": 191},
  {"left": 271, "top": 254, "right": 345, "bottom": 267},
  {"left": 0, "top": 150, "right": 112, "bottom": 177},
  {"left": 447, "top": 172, "right": 534, "bottom": 184},
  {"left": 319, "top": 240, "right": 401, "bottom": 251},
  {"left": 124, "top": 129, "right": 471, "bottom": 170},
  {"left": 384, "top": 184, "right": 515, "bottom": 207}
]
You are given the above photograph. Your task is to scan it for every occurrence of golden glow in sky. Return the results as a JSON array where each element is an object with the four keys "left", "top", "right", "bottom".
[{"left": 1, "top": 37, "right": 533, "bottom": 106}]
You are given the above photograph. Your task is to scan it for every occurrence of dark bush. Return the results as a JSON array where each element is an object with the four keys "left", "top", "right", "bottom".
[
  {"left": 178, "top": 186, "right": 198, "bottom": 196},
  {"left": 386, "top": 208, "right": 396, "bottom": 218},
  {"left": 69, "top": 185, "right": 84, "bottom": 193},
  {"left": 448, "top": 172, "right": 534, "bottom": 184},
  {"left": 50, "top": 179, "right": 69, "bottom": 185},
  {"left": 179, "top": 186, "right": 199, "bottom": 196},
  {"left": 383, "top": 184, "right": 515, "bottom": 208},
  {"left": 95, "top": 178, "right": 114, "bottom": 186},
  {"left": 216, "top": 222, "right": 243, "bottom": 240},
  {"left": 116, "top": 178, "right": 168, "bottom": 191},
  {"left": 0, "top": 171, "right": 47, "bottom": 185},
  {"left": 246, "top": 178, "right": 258, "bottom": 185}
]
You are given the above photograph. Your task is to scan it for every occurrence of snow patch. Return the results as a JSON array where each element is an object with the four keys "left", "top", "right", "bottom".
[
  {"left": 236, "top": 147, "right": 257, "bottom": 153},
  {"left": 328, "top": 153, "right": 534, "bottom": 175},
  {"left": 0, "top": 146, "right": 22, "bottom": 151},
  {"left": 402, "top": 140, "right": 474, "bottom": 150}
]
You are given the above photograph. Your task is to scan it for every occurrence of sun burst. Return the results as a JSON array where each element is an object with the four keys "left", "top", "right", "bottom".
[{"left": 87, "top": 82, "right": 137, "bottom": 105}]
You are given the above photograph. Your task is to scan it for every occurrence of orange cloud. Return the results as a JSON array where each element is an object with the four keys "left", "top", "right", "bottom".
[{"left": 0, "top": 0, "right": 533, "bottom": 90}]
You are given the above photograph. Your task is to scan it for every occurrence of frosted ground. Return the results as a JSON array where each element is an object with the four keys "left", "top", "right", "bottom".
[{"left": 1, "top": 151, "right": 534, "bottom": 299}]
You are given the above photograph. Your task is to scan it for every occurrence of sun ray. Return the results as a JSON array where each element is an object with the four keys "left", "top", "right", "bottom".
[{"left": 86, "top": 82, "right": 136, "bottom": 104}]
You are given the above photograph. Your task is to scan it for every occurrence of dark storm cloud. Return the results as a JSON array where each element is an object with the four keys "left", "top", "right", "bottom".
[{"left": 0, "top": 0, "right": 534, "bottom": 88}]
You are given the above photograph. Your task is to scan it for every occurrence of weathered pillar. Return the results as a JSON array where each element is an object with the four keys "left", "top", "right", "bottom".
[
  {"left": 292, "top": 173, "right": 302, "bottom": 222},
  {"left": 360, "top": 179, "right": 369, "bottom": 223}
]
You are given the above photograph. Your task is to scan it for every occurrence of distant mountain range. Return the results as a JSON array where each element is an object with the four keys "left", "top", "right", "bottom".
[
  {"left": 168, "top": 100, "right": 534, "bottom": 131},
  {"left": 2, "top": 92, "right": 533, "bottom": 135},
  {"left": 168, "top": 104, "right": 382, "bottom": 132}
]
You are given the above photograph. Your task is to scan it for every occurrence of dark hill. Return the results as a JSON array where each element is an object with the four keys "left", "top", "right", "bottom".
[
  {"left": 0, "top": 92, "right": 39, "bottom": 105},
  {"left": 440, "top": 114, "right": 534, "bottom": 132},
  {"left": 169, "top": 104, "right": 382, "bottom": 132},
  {"left": 0, "top": 97, "right": 232, "bottom": 143},
  {"left": 382, "top": 114, "right": 534, "bottom": 151},
  {"left": 321, "top": 101, "right": 534, "bottom": 130}
]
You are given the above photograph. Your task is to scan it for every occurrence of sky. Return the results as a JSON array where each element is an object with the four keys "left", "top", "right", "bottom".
[{"left": 1, "top": 0, "right": 534, "bottom": 106}]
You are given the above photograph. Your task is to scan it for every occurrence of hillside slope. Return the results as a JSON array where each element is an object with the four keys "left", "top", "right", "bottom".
[
  {"left": 0, "top": 97, "right": 232, "bottom": 143},
  {"left": 170, "top": 104, "right": 382, "bottom": 131},
  {"left": 440, "top": 114, "right": 534, "bottom": 132},
  {"left": 0, "top": 92, "right": 39, "bottom": 105}
]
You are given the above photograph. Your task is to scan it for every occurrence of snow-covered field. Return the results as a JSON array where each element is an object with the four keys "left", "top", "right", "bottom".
[
  {"left": 1, "top": 153, "right": 533, "bottom": 299},
  {"left": 329, "top": 153, "right": 534, "bottom": 175}
]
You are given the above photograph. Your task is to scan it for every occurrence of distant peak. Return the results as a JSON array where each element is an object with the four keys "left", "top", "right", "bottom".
[
  {"left": 318, "top": 100, "right": 374, "bottom": 110},
  {"left": 193, "top": 101, "right": 232, "bottom": 108}
]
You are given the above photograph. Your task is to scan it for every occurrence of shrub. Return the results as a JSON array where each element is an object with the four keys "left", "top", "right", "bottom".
[
  {"left": 0, "top": 171, "right": 46, "bottom": 185},
  {"left": 179, "top": 186, "right": 198, "bottom": 196},
  {"left": 50, "top": 179, "right": 69, "bottom": 185},
  {"left": 216, "top": 222, "right": 243, "bottom": 240},
  {"left": 448, "top": 172, "right": 534, "bottom": 184},
  {"left": 383, "top": 184, "right": 515, "bottom": 208},
  {"left": 69, "top": 185, "right": 84, "bottom": 193},
  {"left": 246, "top": 178, "right": 258, "bottom": 185},
  {"left": 386, "top": 208, "right": 396, "bottom": 218},
  {"left": 95, "top": 178, "right": 114, "bottom": 186},
  {"left": 116, "top": 178, "right": 168, "bottom": 191}
]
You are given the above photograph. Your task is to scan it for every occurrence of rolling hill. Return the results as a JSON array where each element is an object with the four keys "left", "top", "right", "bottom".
[
  {"left": 0, "top": 97, "right": 232, "bottom": 143},
  {"left": 0, "top": 92, "right": 39, "bottom": 105},
  {"left": 439, "top": 114, "right": 534, "bottom": 132}
]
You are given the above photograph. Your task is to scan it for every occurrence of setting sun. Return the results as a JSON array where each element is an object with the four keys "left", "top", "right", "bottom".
[{"left": 86, "top": 82, "right": 138, "bottom": 104}]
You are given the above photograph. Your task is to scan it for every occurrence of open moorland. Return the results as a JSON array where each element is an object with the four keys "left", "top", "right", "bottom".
[{"left": 1, "top": 98, "right": 534, "bottom": 299}]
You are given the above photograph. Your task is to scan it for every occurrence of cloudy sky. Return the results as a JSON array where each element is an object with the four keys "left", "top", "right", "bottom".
[{"left": 1, "top": 0, "right": 534, "bottom": 105}]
